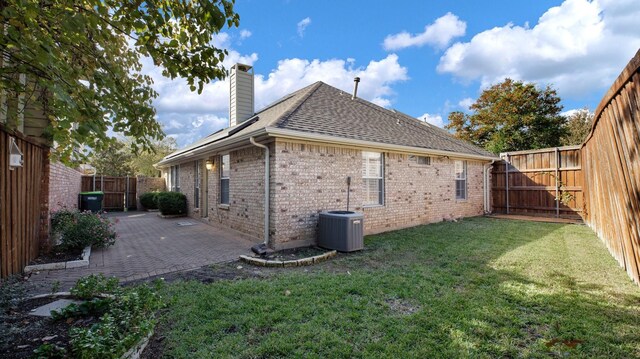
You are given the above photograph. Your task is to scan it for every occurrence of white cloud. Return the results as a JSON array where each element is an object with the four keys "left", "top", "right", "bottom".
[
  {"left": 437, "top": 0, "right": 640, "bottom": 98},
  {"left": 458, "top": 97, "right": 474, "bottom": 110},
  {"left": 239, "top": 29, "right": 252, "bottom": 39},
  {"left": 383, "top": 13, "right": 466, "bottom": 51},
  {"left": 141, "top": 41, "right": 407, "bottom": 147},
  {"left": 418, "top": 113, "right": 445, "bottom": 128},
  {"left": 211, "top": 33, "right": 230, "bottom": 48},
  {"left": 297, "top": 17, "right": 311, "bottom": 38},
  {"left": 252, "top": 54, "right": 408, "bottom": 110}
]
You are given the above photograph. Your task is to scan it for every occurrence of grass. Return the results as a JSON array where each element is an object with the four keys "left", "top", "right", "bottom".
[{"left": 157, "top": 217, "right": 640, "bottom": 358}]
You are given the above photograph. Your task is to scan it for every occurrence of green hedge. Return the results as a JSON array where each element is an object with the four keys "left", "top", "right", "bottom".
[
  {"left": 139, "top": 192, "right": 159, "bottom": 210},
  {"left": 157, "top": 191, "right": 187, "bottom": 215}
]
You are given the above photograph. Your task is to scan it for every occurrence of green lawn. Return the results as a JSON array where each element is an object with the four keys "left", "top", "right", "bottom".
[{"left": 157, "top": 217, "right": 640, "bottom": 358}]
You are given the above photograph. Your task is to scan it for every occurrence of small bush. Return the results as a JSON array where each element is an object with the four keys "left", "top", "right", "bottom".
[
  {"left": 139, "top": 192, "right": 159, "bottom": 210},
  {"left": 50, "top": 208, "right": 117, "bottom": 251},
  {"left": 157, "top": 191, "right": 187, "bottom": 215}
]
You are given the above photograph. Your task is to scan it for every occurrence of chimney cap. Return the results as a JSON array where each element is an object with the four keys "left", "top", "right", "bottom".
[
  {"left": 235, "top": 63, "right": 253, "bottom": 72},
  {"left": 354, "top": 77, "right": 360, "bottom": 82}
]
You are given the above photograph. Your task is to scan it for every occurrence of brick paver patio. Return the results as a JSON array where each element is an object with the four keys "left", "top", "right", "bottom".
[{"left": 26, "top": 211, "right": 255, "bottom": 294}]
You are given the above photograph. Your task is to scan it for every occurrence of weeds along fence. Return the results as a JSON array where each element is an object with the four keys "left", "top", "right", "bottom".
[
  {"left": 582, "top": 49, "right": 640, "bottom": 285},
  {"left": 492, "top": 146, "right": 583, "bottom": 219},
  {"left": 0, "top": 126, "right": 48, "bottom": 278}
]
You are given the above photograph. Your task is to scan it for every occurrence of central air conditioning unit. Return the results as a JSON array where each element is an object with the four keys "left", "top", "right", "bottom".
[{"left": 318, "top": 211, "right": 364, "bottom": 252}]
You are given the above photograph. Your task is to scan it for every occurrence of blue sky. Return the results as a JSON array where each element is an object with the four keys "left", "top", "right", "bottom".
[{"left": 141, "top": 0, "right": 640, "bottom": 147}]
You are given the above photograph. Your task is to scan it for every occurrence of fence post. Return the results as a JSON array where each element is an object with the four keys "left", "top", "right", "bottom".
[
  {"left": 505, "top": 154, "right": 510, "bottom": 214},
  {"left": 555, "top": 147, "right": 560, "bottom": 218},
  {"left": 124, "top": 176, "right": 129, "bottom": 212},
  {"left": 92, "top": 174, "right": 95, "bottom": 191}
]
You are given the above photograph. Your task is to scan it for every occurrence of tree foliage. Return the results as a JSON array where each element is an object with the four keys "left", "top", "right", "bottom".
[
  {"left": 561, "top": 108, "right": 594, "bottom": 146},
  {"left": 127, "top": 136, "right": 177, "bottom": 177},
  {"left": 446, "top": 78, "right": 567, "bottom": 154},
  {"left": 90, "top": 141, "right": 134, "bottom": 176},
  {"left": 91, "top": 137, "right": 176, "bottom": 177},
  {"left": 0, "top": 0, "right": 239, "bottom": 163}
]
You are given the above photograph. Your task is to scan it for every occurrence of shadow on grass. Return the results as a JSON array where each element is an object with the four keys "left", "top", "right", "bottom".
[{"left": 155, "top": 217, "right": 640, "bottom": 358}]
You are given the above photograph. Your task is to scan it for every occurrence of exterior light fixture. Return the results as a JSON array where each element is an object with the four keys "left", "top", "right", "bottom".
[{"left": 205, "top": 159, "right": 213, "bottom": 170}]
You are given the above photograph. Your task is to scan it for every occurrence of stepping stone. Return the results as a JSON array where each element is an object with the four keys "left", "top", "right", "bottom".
[{"left": 29, "top": 299, "right": 82, "bottom": 317}]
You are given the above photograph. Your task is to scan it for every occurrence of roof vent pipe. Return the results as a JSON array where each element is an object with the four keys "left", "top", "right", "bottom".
[{"left": 352, "top": 77, "right": 360, "bottom": 100}]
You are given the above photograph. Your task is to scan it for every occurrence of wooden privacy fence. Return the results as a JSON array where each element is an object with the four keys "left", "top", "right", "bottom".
[
  {"left": 582, "top": 49, "right": 640, "bottom": 285},
  {"left": 81, "top": 175, "right": 137, "bottom": 211},
  {"left": 491, "top": 146, "right": 584, "bottom": 219},
  {"left": 0, "top": 126, "right": 47, "bottom": 278}
]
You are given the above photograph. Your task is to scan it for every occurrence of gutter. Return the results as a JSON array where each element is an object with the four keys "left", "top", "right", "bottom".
[{"left": 249, "top": 137, "right": 270, "bottom": 248}]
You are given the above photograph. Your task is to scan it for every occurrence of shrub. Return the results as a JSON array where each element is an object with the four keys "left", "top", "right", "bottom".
[
  {"left": 156, "top": 191, "right": 187, "bottom": 215},
  {"left": 139, "top": 192, "right": 159, "bottom": 210},
  {"left": 50, "top": 208, "right": 117, "bottom": 251}
]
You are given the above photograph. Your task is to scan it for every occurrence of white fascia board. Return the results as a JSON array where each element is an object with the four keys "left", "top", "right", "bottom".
[{"left": 265, "top": 127, "right": 499, "bottom": 161}]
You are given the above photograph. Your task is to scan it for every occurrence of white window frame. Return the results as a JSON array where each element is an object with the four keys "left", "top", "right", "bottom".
[
  {"left": 220, "top": 154, "right": 230, "bottom": 205},
  {"left": 455, "top": 160, "right": 467, "bottom": 200},
  {"left": 170, "top": 165, "right": 180, "bottom": 192},
  {"left": 362, "top": 151, "right": 384, "bottom": 206}
]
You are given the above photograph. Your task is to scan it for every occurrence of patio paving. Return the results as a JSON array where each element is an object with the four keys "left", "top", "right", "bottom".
[{"left": 26, "top": 211, "right": 255, "bottom": 294}]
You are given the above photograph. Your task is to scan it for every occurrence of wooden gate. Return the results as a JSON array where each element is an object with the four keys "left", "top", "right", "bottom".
[
  {"left": 491, "top": 146, "right": 584, "bottom": 219},
  {"left": 1, "top": 127, "right": 47, "bottom": 278},
  {"left": 81, "top": 176, "right": 137, "bottom": 211}
]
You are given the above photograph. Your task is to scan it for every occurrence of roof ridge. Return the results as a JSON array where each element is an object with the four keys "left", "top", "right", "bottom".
[
  {"left": 391, "top": 110, "right": 488, "bottom": 156},
  {"left": 274, "top": 81, "right": 323, "bottom": 127}
]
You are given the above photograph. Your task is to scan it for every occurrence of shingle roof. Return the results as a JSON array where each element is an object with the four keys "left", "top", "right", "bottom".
[{"left": 160, "top": 81, "right": 494, "bottom": 164}]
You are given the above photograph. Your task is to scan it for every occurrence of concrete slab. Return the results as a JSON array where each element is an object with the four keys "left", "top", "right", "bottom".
[{"left": 29, "top": 299, "right": 82, "bottom": 317}]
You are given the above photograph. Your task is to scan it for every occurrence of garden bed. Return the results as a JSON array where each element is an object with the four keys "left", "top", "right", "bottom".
[
  {"left": 24, "top": 246, "right": 91, "bottom": 273},
  {"left": 28, "top": 247, "right": 83, "bottom": 265},
  {"left": 1, "top": 275, "right": 163, "bottom": 358}
]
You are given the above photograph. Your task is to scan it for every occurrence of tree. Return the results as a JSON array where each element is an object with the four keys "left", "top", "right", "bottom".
[
  {"left": 561, "top": 108, "right": 594, "bottom": 145},
  {"left": 90, "top": 140, "right": 134, "bottom": 176},
  {"left": 128, "top": 137, "right": 177, "bottom": 177},
  {"left": 446, "top": 78, "right": 567, "bottom": 154},
  {"left": 0, "top": 1, "right": 239, "bottom": 163}
]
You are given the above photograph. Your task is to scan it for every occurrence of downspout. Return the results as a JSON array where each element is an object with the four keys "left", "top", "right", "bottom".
[
  {"left": 250, "top": 137, "right": 270, "bottom": 247},
  {"left": 483, "top": 160, "right": 496, "bottom": 214}
]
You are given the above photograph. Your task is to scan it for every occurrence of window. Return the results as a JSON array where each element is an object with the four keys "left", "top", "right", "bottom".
[
  {"left": 194, "top": 160, "right": 201, "bottom": 209},
  {"left": 362, "top": 151, "right": 384, "bottom": 206},
  {"left": 410, "top": 155, "right": 431, "bottom": 165},
  {"left": 170, "top": 165, "right": 180, "bottom": 192},
  {"left": 455, "top": 160, "right": 467, "bottom": 200},
  {"left": 220, "top": 154, "right": 230, "bottom": 205}
]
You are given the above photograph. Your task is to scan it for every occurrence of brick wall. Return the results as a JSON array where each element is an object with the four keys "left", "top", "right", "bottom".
[
  {"left": 166, "top": 146, "right": 268, "bottom": 243},
  {"left": 272, "top": 139, "right": 486, "bottom": 248},
  {"left": 136, "top": 176, "right": 165, "bottom": 208},
  {"left": 48, "top": 161, "right": 83, "bottom": 211},
  {"left": 204, "top": 146, "right": 268, "bottom": 242},
  {"left": 164, "top": 139, "right": 488, "bottom": 250}
]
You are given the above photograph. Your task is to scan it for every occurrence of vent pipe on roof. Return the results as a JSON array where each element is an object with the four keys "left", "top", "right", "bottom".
[
  {"left": 229, "top": 63, "right": 255, "bottom": 127},
  {"left": 352, "top": 77, "right": 360, "bottom": 100}
]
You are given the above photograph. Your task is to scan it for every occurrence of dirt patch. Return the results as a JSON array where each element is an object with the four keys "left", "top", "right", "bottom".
[
  {"left": 28, "top": 247, "right": 83, "bottom": 266},
  {"left": 385, "top": 298, "right": 420, "bottom": 316},
  {"left": 0, "top": 297, "right": 97, "bottom": 358}
]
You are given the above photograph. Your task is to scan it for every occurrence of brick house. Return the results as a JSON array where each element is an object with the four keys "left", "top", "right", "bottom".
[{"left": 156, "top": 64, "right": 498, "bottom": 250}]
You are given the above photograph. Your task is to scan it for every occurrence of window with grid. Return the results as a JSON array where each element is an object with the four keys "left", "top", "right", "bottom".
[
  {"left": 170, "top": 165, "right": 180, "bottom": 192},
  {"left": 362, "top": 151, "right": 384, "bottom": 206},
  {"left": 194, "top": 160, "right": 201, "bottom": 209},
  {"left": 455, "top": 160, "right": 467, "bottom": 200},
  {"left": 220, "top": 154, "right": 230, "bottom": 205}
]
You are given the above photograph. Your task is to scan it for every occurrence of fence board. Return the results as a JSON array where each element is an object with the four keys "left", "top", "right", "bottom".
[
  {"left": 0, "top": 126, "right": 46, "bottom": 278},
  {"left": 582, "top": 49, "right": 640, "bottom": 285},
  {"left": 491, "top": 146, "right": 584, "bottom": 218},
  {"left": 81, "top": 175, "right": 137, "bottom": 211}
]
